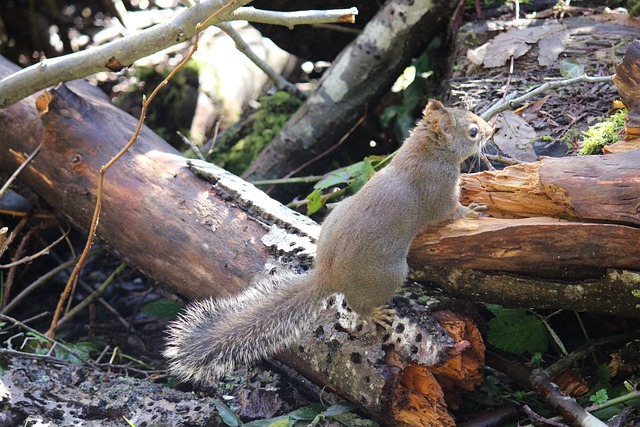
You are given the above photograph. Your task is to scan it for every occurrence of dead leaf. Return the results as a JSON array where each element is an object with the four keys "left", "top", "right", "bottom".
[
  {"left": 467, "top": 24, "right": 568, "bottom": 68},
  {"left": 513, "top": 95, "right": 551, "bottom": 121},
  {"left": 538, "top": 27, "right": 570, "bottom": 66},
  {"left": 467, "top": 43, "right": 488, "bottom": 65},
  {"left": 493, "top": 111, "right": 538, "bottom": 162},
  {"left": 553, "top": 369, "right": 589, "bottom": 398}
]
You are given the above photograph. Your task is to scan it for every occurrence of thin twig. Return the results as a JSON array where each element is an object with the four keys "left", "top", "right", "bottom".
[
  {"left": 480, "top": 74, "right": 614, "bottom": 121},
  {"left": 0, "top": 348, "right": 71, "bottom": 364},
  {"left": 283, "top": 107, "right": 368, "bottom": 179},
  {"left": 0, "top": 226, "right": 70, "bottom": 269},
  {"left": 177, "top": 131, "right": 206, "bottom": 160},
  {"left": 47, "top": 0, "right": 238, "bottom": 339},
  {"left": 0, "top": 143, "right": 42, "bottom": 200},
  {"left": 217, "top": 22, "right": 306, "bottom": 99},
  {"left": 0, "top": 213, "right": 30, "bottom": 265},
  {"left": 251, "top": 175, "right": 324, "bottom": 186},
  {"left": 230, "top": 6, "right": 358, "bottom": 29},
  {"left": 0, "top": 210, "right": 55, "bottom": 219},
  {"left": 206, "top": 119, "right": 222, "bottom": 159},
  {"left": 56, "top": 263, "right": 126, "bottom": 328},
  {"left": 0, "top": 314, "right": 97, "bottom": 369},
  {"left": 1, "top": 251, "right": 102, "bottom": 315},
  {"left": 0, "top": 4, "right": 358, "bottom": 108}
]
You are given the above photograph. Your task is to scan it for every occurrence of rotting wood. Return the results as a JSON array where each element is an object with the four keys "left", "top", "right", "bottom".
[
  {"left": 458, "top": 150, "right": 640, "bottom": 226},
  {"left": 0, "top": 55, "right": 479, "bottom": 425}
]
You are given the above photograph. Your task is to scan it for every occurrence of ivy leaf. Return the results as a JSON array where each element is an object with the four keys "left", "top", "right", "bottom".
[{"left": 487, "top": 310, "right": 548, "bottom": 354}]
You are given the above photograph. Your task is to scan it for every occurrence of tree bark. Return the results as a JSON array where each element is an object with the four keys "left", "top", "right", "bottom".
[
  {"left": 242, "top": 0, "right": 460, "bottom": 201},
  {"left": 0, "top": 55, "right": 479, "bottom": 425},
  {"left": 0, "top": 58, "right": 267, "bottom": 302}
]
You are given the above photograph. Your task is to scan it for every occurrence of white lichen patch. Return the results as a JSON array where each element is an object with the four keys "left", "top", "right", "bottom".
[
  {"left": 261, "top": 226, "right": 316, "bottom": 258},
  {"left": 187, "top": 159, "right": 320, "bottom": 239}
]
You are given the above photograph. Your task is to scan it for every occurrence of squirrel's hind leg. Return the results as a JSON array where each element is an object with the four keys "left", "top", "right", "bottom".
[{"left": 363, "top": 306, "right": 396, "bottom": 331}]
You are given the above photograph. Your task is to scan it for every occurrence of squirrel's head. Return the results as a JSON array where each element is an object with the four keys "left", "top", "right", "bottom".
[{"left": 422, "top": 99, "right": 493, "bottom": 162}]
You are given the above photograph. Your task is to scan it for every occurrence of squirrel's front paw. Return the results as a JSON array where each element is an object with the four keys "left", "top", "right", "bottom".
[{"left": 464, "top": 202, "right": 490, "bottom": 218}]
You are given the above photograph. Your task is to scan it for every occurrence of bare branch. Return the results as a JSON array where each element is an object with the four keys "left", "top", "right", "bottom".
[
  {"left": 0, "top": 0, "right": 250, "bottom": 108},
  {"left": 480, "top": 74, "right": 614, "bottom": 121},
  {"left": 0, "top": 143, "right": 41, "bottom": 199},
  {"left": 0, "top": 4, "right": 358, "bottom": 109},
  {"left": 230, "top": 6, "right": 358, "bottom": 29},
  {"left": 216, "top": 22, "right": 306, "bottom": 99}
]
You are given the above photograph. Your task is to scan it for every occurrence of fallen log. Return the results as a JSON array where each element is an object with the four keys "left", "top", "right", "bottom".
[
  {"left": 407, "top": 151, "right": 640, "bottom": 317},
  {"left": 1, "top": 36, "right": 639, "bottom": 422},
  {"left": 0, "top": 56, "right": 479, "bottom": 425}
]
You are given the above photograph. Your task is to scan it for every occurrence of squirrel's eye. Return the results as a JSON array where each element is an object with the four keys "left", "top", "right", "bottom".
[{"left": 468, "top": 125, "right": 479, "bottom": 139}]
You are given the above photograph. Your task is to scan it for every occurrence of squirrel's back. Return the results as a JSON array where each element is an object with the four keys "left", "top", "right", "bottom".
[
  {"left": 164, "top": 271, "right": 326, "bottom": 382},
  {"left": 164, "top": 100, "right": 492, "bottom": 383}
]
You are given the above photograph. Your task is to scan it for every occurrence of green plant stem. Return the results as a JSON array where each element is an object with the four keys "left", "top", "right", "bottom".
[
  {"left": 287, "top": 187, "right": 349, "bottom": 209},
  {"left": 251, "top": 175, "right": 324, "bottom": 186},
  {"left": 587, "top": 390, "right": 640, "bottom": 412}
]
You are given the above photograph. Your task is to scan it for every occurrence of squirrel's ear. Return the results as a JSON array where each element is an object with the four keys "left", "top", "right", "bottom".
[
  {"left": 423, "top": 100, "right": 454, "bottom": 137},
  {"left": 423, "top": 99, "right": 445, "bottom": 115},
  {"left": 438, "top": 112, "right": 454, "bottom": 137}
]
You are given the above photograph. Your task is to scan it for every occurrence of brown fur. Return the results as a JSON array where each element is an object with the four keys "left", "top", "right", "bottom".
[{"left": 164, "top": 100, "right": 493, "bottom": 382}]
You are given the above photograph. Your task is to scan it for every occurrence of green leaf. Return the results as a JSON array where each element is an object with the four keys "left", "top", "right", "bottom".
[
  {"left": 286, "top": 403, "right": 325, "bottom": 421},
  {"left": 347, "top": 158, "right": 375, "bottom": 194},
  {"left": 595, "top": 363, "right": 611, "bottom": 390},
  {"left": 487, "top": 310, "right": 548, "bottom": 354},
  {"left": 479, "top": 376, "right": 501, "bottom": 397},
  {"left": 590, "top": 389, "right": 609, "bottom": 404},
  {"left": 530, "top": 352, "right": 544, "bottom": 367},
  {"left": 306, "top": 189, "right": 324, "bottom": 216},
  {"left": 314, "top": 170, "right": 352, "bottom": 190},
  {"left": 244, "top": 404, "right": 326, "bottom": 427},
  {"left": 485, "top": 303, "right": 522, "bottom": 317},
  {"left": 212, "top": 399, "right": 242, "bottom": 427},
  {"left": 141, "top": 298, "right": 182, "bottom": 318}
]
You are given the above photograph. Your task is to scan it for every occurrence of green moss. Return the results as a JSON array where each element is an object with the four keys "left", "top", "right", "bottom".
[
  {"left": 533, "top": 135, "right": 553, "bottom": 143},
  {"left": 215, "top": 91, "right": 303, "bottom": 174},
  {"left": 578, "top": 109, "right": 627, "bottom": 155}
]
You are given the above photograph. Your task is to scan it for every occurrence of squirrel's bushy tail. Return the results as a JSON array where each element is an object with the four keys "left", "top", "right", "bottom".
[{"left": 164, "top": 271, "right": 326, "bottom": 383}]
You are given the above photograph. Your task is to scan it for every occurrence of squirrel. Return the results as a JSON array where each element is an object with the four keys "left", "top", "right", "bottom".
[{"left": 164, "top": 99, "right": 493, "bottom": 383}]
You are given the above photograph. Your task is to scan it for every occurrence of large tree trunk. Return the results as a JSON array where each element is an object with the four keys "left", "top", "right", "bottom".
[{"left": 241, "top": 0, "right": 460, "bottom": 201}]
